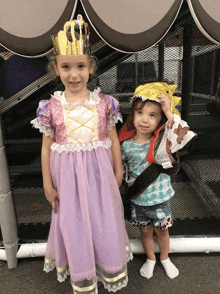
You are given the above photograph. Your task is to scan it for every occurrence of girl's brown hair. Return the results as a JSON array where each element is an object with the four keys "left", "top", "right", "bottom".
[{"left": 126, "top": 97, "right": 167, "bottom": 130}]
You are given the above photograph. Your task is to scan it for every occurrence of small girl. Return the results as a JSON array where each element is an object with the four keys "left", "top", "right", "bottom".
[
  {"left": 31, "top": 15, "right": 132, "bottom": 294},
  {"left": 118, "top": 82, "right": 196, "bottom": 280}
]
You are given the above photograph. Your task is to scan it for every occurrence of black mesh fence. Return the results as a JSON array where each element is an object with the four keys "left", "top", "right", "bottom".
[{"left": 1, "top": 14, "right": 220, "bottom": 242}]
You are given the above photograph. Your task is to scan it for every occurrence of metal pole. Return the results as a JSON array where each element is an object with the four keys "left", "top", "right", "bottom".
[
  {"left": 158, "top": 43, "right": 165, "bottom": 82},
  {"left": 211, "top": 50, "right": 217, "bottom": 96},
  {"left": 178, "top": 47, "right": 182, "bottom": 90},
  {"left": 181, "top": 24, "right": 193, "bottom": 121},
  {"left": 135, "top": 53, "right": 138, "bottom": 89},
  {"left": 0, "top": 116, "right": 18, "bottom": 268}
]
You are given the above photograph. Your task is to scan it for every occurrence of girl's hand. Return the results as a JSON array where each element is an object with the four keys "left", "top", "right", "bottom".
[
  {"left": 115, "top": 172, "right": 123, "bottom": 187},
  {"left": 157, "top": 94, "right": 174, "bottom": 123},
  {"left": 44, "top": 186, "right": 59, "bottom": 213}
]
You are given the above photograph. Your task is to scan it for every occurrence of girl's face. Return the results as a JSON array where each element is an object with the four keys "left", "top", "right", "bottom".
[
  {"left": 55, "top": 55, "right": 92, "bottom": 97},
  {"left": 133, "top": 101, "right": 162, "bottom": 138}
]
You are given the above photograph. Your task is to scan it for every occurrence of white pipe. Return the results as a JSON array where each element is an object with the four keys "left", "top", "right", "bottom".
[
  {"left": 0, "top": 243, "right": 47, "bottom": 261},
  {"left": 130, "top": 237, "right": 220, "bottom": 254},
  {"left": 0, "top": 250, "right": 7, "bottom": 261},
  {"left": 16, "top": 243, "right": 47, "bottom": 258},
  {"left": 1, "top": 238, "right": 220, "bottom": 262}
]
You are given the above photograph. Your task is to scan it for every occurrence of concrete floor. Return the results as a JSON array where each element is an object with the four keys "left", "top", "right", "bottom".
[{"left": 1, "top": 252, "right": 220, "bottom": 294}]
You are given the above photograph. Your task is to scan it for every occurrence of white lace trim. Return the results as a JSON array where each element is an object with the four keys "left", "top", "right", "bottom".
[
  {"left": 44, "top": 261, "right": 70, "bottom": 283},
  {"left": 51, "top": 138, "right": 112, "bottom": 153},
  {"left": 31, "top": 118, "right": 54, "bottom": 138},
  {"left": 127, "top": 252, "right": 134, "bottom": 262},
  {"left": 43, "top": 261, "right": 56, "bottom": 273},
  {"left": 102, "top": 276, "right": 128, "bottom": 293},
  {"left": 107, "top": 113, "right": 123, "bottom": 130},
  {"left": 52, "top": 88, "right": 101, "bottom": 110},
  {"left": 44, "top": 259, "right": 129, "bottom": 293},
  {"left": 130, "top": 95, "right": 161, "bottom": 104},
  {"left": 57, "top": 268, "right": 70, "bottom": 283}
]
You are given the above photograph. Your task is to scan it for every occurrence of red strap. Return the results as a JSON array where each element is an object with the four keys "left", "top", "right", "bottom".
[
  {"left": 147, "top": 125, "right": 164, "bottom": 164},
  {"left": 118, "top": 119, "right": 165, "bottom": 163}
]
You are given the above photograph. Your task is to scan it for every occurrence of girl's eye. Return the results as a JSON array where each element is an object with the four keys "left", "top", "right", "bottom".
[
  {"left": 150, "top": 114, "right": 156, "bottom": 117},
  {"left": 78, "top": 64, "right": 85, "bottom": 69},
  {"left": 137, "top": 111, "right": 143, "bottom": 115},
  {"left": 62, "top": 65, "right": 69, "bottom": 69}
]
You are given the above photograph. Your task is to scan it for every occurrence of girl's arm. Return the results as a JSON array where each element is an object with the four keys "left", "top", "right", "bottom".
[
  {"left": 107, "top": 126, "right": 123, "bottom": 187},
  {"left": 41, "top": 133, "right": 59, "bottom": 213}
]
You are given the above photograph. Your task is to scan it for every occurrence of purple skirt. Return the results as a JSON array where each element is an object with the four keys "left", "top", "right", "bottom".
[{"left": 43, "top": 146, "right": 132, "bottom": 293}]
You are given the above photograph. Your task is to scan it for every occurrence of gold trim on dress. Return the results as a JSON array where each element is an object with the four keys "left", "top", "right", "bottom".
[
  {"left": 72, "top": 282, "right": 97, "bottom": 292},
  {"left": 45, "top": 258, "right": 55, "bottom": 263},
  {"left": 63, "top": 104, "right": 99, "bottom": 143},
  {"left": 69, "top": 116, "right": 94, "bottom": 132},
  {"left": 102, "top": 270, "right": 127, "bottom": 283},
  {"left": 45, "top": 259, "right": 68, "bottom": 273},
  {"left": 57, "top": 264, "right": 68, "bottom": 273},
  {"left": 126, "top": 245, "right": 131, "bottom": 251}
]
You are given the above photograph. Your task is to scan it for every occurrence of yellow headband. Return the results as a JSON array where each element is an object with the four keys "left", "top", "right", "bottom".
[
  {"left": 52, "top": 15, "right": 90, "bottom": 55},
  {"left": 133, "top": 82, "right": 181, "bottom": 116}
]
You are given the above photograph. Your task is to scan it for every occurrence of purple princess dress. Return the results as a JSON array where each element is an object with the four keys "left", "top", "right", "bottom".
[{"left": 31, "top": 89, "right": 133, "bottom": 294}]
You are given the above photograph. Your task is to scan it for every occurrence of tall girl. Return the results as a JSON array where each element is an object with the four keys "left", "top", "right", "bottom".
[{"left": 31, "top": 15, "right": 132, "bottom": 294}]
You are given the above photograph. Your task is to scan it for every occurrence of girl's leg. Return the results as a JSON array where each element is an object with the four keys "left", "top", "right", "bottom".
[
  {"left": 140, "top": 225, "right": 155, "bottom": 261},
  {"left": 154, "top": 227, "right": 169, "bottom": 261},
  {"left": 154, "top": 227, "right": 179, "bottom": 279},
  {"left": 139, "top": 225, "right": 156, "bottom": 279}
]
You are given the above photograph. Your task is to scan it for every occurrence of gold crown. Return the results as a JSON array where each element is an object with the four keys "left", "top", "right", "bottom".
[{"left": 52, "top": 15, "right": 90, "bottom": 55}]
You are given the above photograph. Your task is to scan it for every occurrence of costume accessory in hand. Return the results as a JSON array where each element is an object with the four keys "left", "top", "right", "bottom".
[
  {"left": 52, "top": 15, "right": 90, "bottom": 55},
  {"left": 133, "top": 82, "right": 181, "bottom": 116}
]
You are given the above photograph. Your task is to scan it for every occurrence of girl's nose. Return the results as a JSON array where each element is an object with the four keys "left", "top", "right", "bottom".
[
  {"left": 142, "top": 115, "right": 149, "bottom": 123},
  {"left": 70, "top": 69, "right": 78, "bottom": 78}
]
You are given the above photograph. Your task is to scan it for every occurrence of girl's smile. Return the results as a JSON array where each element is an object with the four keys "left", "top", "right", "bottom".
[{"left": 139, "top": 125, "right": 149, "bottom": 130}]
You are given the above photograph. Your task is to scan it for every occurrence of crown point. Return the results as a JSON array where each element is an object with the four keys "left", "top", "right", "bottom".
[{"left": 53, "top": 15, "right": 90, "bottom": 56}]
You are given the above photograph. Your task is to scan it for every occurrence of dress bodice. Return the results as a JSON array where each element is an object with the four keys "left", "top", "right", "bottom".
[{"left": 31, "top": 89, "right": 122, "bottom": 153}]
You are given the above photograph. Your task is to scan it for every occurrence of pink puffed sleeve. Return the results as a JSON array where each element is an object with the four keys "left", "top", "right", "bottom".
[
  {"left": 105, "top": 95, "right": 123, "bottom": 130},
  {"left": 30, "top": 100, "right": 55, "bottom": 137}
]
